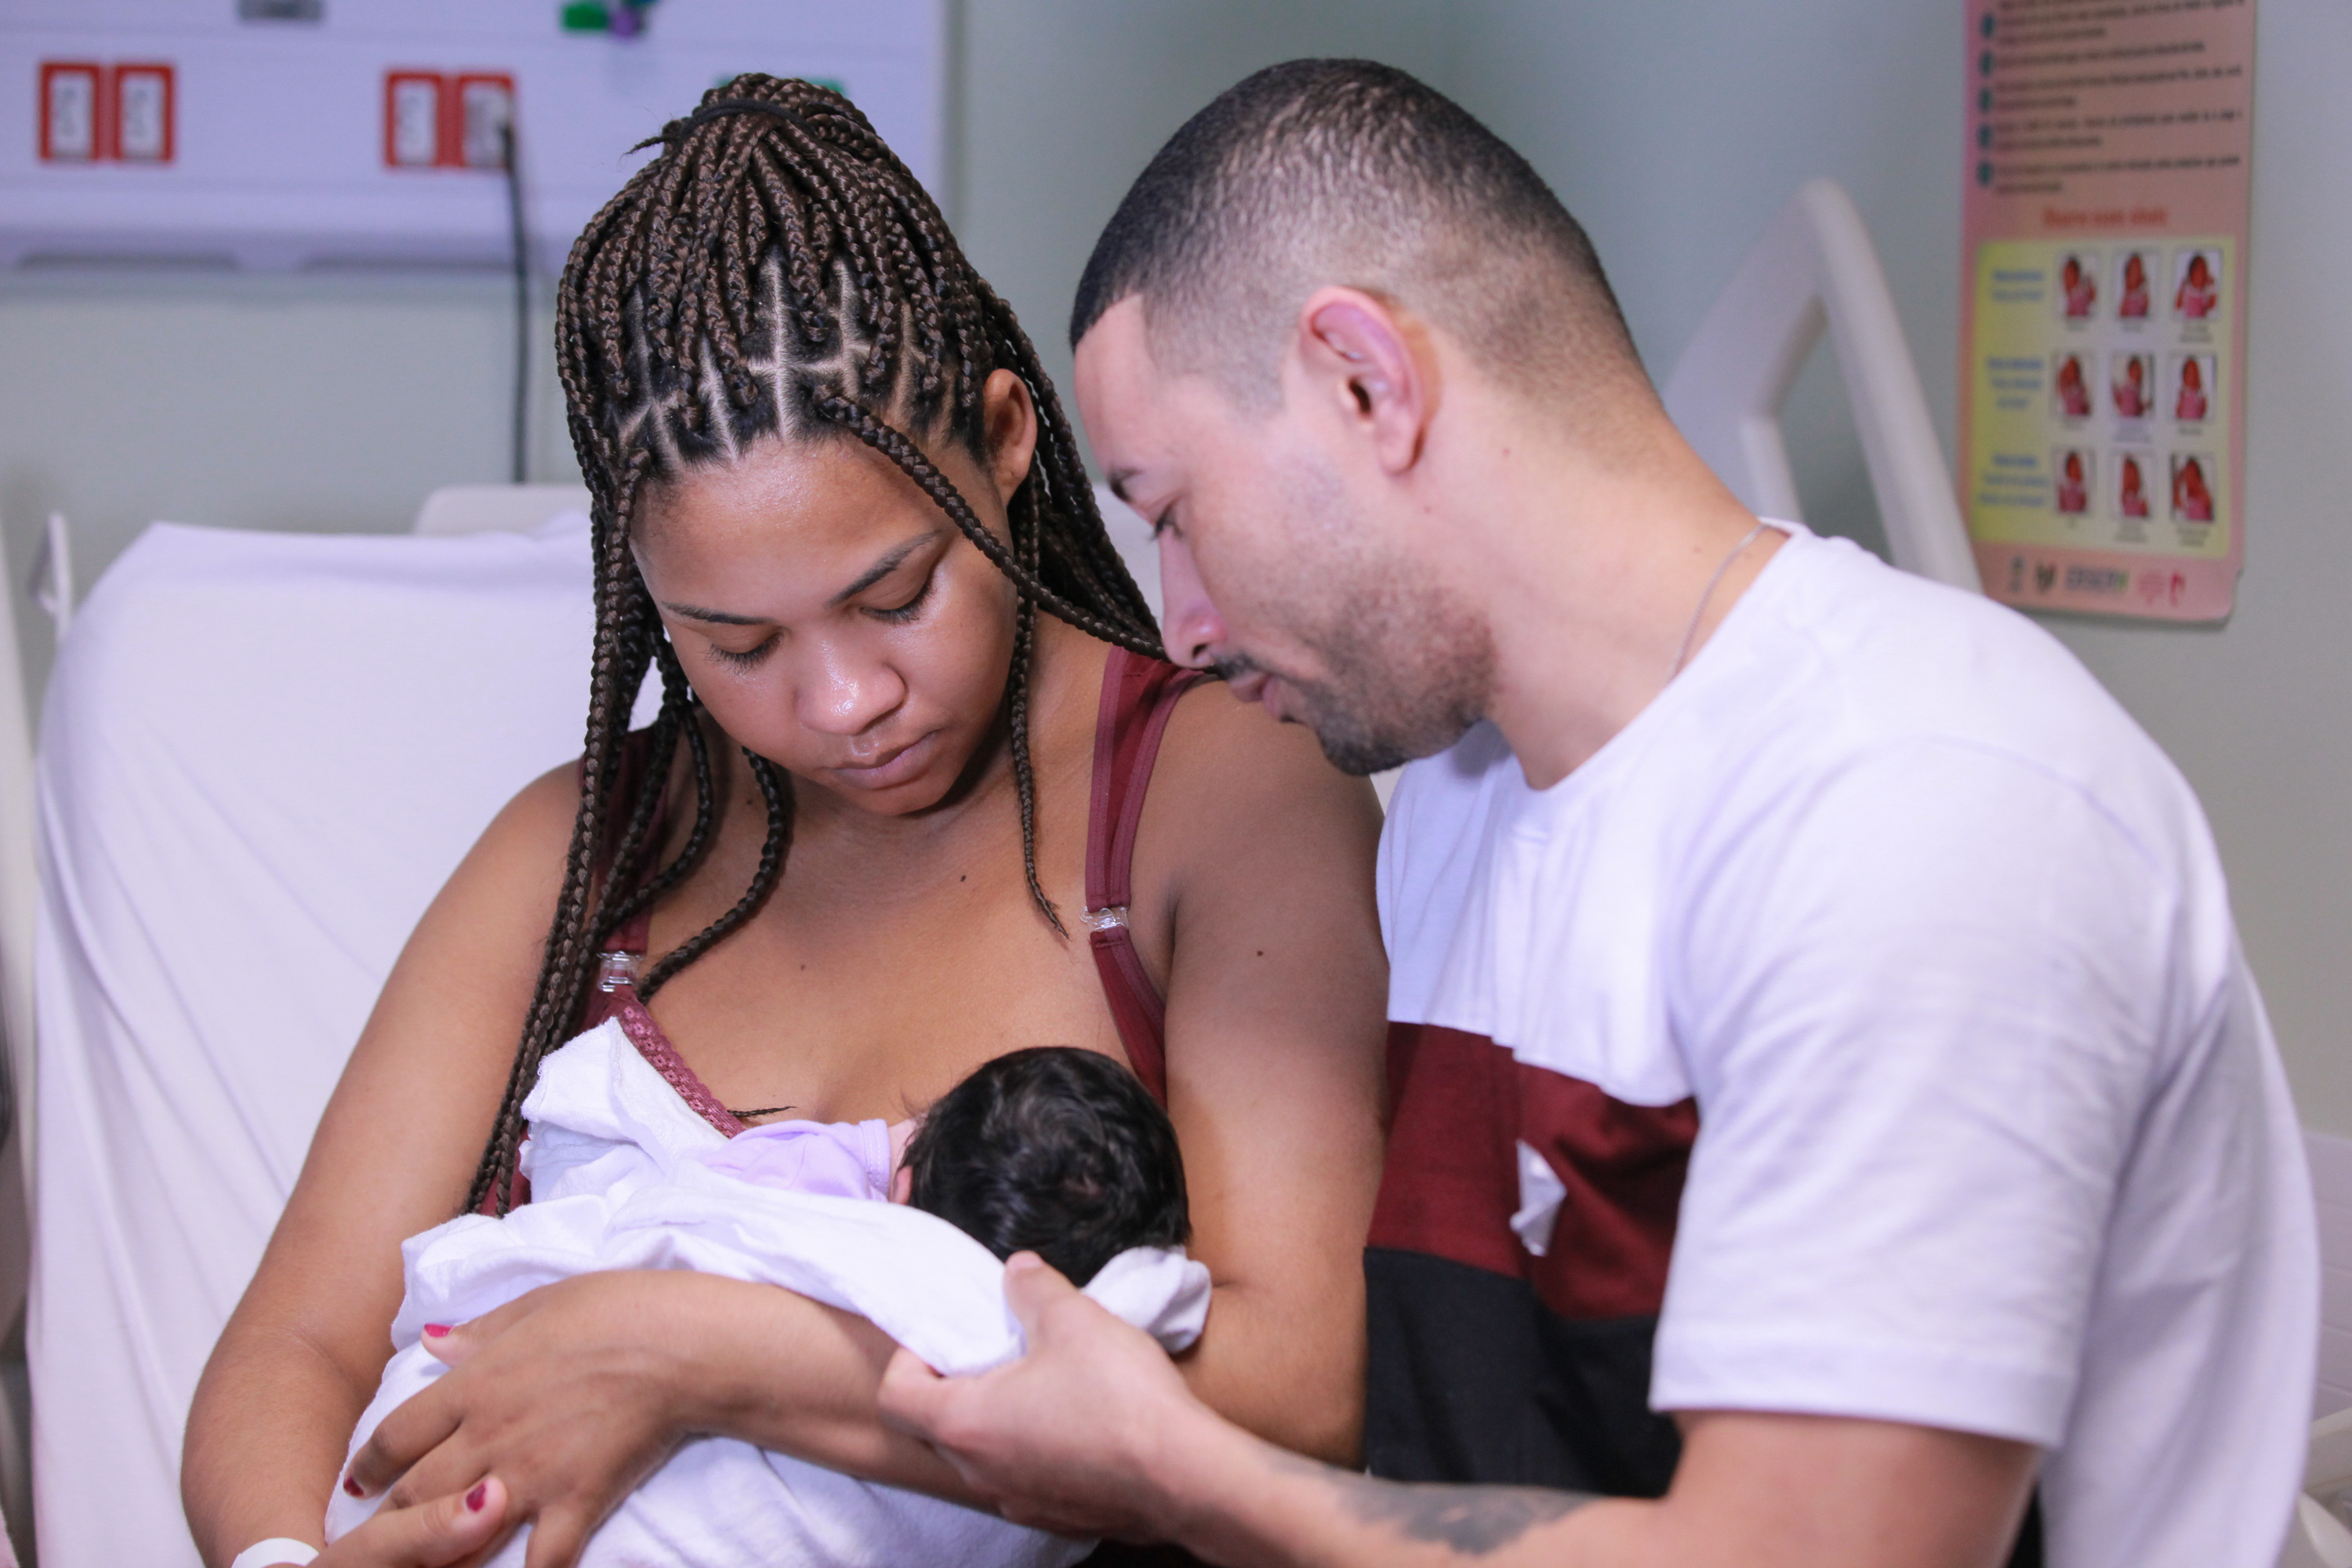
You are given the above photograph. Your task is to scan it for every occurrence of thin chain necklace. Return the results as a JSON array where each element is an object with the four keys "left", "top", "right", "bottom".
[{"left": 1670, "top": 521, "right": 1771, "bottom": 678}]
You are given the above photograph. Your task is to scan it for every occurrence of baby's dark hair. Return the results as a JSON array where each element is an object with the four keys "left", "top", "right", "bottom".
[{"left": 903, "top": 1047, "right": 1189, "bottom": 1287}]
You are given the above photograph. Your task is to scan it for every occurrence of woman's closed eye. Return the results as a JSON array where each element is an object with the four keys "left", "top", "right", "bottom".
[
  {"left": 866, "top": 568, "right": 938, "bottom": 626},
  {"left": 707, "top": 633, "right": 780, "bottom": 670}
]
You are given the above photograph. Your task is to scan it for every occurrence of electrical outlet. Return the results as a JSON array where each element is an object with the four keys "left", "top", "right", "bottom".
[
  {"left": 39, "top": 62, "right": 104, "bottom": 162},
  {"left": 383, "top": 71, "right": 441, "bottom": 168},
  {"left": 454, "top": 74, "right": 515, "bottom": 169},
  {"left": 114, "top": 64, "right": 172, "bottom": 163}
]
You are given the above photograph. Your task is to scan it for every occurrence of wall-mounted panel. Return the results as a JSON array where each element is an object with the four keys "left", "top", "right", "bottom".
[{"left": 0, "top": 0, "right": 945, "bottom": 270}]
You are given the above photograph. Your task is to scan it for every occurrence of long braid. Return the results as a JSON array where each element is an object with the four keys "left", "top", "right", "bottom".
[
  {"left": 466, "top": 458, "right": 651, "bottom": 1213},
  {"left": 639, "top": 753, "right": 791, "bottom": 999},
  {"left": 468, "top": 74, "right": 1163, "bottom": 1210}
]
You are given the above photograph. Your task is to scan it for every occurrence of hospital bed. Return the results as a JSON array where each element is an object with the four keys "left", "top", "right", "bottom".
[{"left": 10, "top": 179, "right": 2299, "bottom": 1567}]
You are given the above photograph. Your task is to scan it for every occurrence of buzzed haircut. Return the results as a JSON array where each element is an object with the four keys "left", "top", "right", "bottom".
[{"left": 1071, "top": 59, "right": 1651, "bottom": 408}]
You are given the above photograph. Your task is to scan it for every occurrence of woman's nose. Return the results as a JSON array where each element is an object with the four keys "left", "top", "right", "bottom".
[
  {"left": 798, "top": 642, "right": 908, "bottom": 739},
  {"left": 1157, "top": 530, "right": 1229, "bottom": 671}
]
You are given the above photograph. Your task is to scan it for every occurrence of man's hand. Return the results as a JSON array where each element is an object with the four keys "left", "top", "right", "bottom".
[
  {"left": 878, "top": 1252, "right": 1227, "bottom": 1541},
  {"left": 314, "top": 1477, "right": 509, "bottom": 1568},
  {"left": 341, "top": 1274, "right": 700, "bottom": 1568},
  {"left": 880, "top": 1255, "right": 2039, "bottom": 1568}
]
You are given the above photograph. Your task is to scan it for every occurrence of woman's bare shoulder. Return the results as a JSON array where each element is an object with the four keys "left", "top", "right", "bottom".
[
  {"left": 474, "top": 759, "right": 585, "bottom": 870},
  {"left": 1131, "top": 677, "right": 1383, "bottom": 935},
  {"left": 365, "top": 760, "right": 583, "bottom": 1048},
  {"left": 1152, "top": 677, "right": 1381, "bottom": 844}
]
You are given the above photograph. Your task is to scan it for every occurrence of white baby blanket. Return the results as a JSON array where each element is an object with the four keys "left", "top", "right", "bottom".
[{"left": 328, "top": 1021, "right": 1212, "bottom": 1567}]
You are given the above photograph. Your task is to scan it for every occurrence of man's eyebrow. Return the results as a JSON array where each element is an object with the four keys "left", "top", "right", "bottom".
[
  {"left": 828, "top": 532, "right": 936, "bottom": 607},
  {"left": 1104, "top": 469, "right": 1137, "bottom": 505}
]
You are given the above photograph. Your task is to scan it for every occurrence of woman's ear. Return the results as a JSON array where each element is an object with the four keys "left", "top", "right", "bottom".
[
  {"left": 1292, "top": 288, "right": 1437, "bottom": 476},
  {"left": 981, "top": 368, "right": 1042, "bottom": 504}
]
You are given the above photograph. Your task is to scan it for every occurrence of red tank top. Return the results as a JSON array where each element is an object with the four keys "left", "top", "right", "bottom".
[{"left": 574, "top": 645, "right": 1203, "bottom": 1142}]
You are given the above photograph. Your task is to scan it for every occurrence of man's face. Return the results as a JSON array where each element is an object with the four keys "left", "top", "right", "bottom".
[{"left": 1073, "top": 298, "right": 1490, "bottom": 775}]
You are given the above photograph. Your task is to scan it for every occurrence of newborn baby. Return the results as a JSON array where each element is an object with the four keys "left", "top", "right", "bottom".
[{"left": 328, "top": 1031, "right": 1209, "bottom": 1568}]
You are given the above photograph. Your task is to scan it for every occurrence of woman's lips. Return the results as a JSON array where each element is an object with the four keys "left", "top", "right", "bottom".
[{"left": 828, "top": 731, "right": 937, "bottom": 790}]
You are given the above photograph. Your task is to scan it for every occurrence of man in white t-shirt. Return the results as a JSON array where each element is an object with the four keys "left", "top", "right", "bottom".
[{"left": 880, "top": 59, "right": 2317, "bottom": 1568}]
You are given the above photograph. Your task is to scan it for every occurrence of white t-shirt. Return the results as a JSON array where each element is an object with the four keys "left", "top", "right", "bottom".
[{"left": 1378, "top": 524, "right": 2316, "bottom": 1568}]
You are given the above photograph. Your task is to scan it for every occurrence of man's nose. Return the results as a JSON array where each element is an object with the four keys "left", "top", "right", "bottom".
[
  {"left": 800, "top": 642, "right": 908, "bottom": 738},
  {"left": 1156, "top": 530, "right": 1227, "bottom": 670}
]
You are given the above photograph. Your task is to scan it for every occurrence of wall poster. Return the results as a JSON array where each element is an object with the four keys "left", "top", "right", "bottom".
[{"left": 1962, "top": 0, "right": 2253, "bottom": 621}]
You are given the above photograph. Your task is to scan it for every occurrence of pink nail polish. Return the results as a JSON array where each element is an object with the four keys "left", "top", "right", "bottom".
[
  {"left": 343, "top": 1476, "right": 364, "bottom": 1497},
  {"left": 422, "top": 1323, "right": 451, "bottom": 1338},
  {"left": 466, "top": 1482, "right": 488, "bottom": 1513}
]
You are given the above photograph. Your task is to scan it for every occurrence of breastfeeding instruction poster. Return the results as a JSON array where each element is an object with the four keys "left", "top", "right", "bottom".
[{"left": 1962, "top": 0, "right": 2253, "bottom": 621}]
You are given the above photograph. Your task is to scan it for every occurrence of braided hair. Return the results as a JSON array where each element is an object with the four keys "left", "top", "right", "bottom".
[{"left": 467, "top": 75, "right": 1163, "bottom": 1214}]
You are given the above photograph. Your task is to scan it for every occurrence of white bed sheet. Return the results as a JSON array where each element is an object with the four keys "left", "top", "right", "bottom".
[{"left": 27, "top": 513, "right": 651, "bottom": 1567}]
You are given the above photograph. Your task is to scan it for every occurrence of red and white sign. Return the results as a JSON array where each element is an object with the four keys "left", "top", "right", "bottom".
[
  {"left": 383, "top": 70, "right": 443, "bottom": 168},
  {"left": 38, "top": 60, "right": 176, "bottom": 165},
  {"left": 38, "top": 62, "right": 105, "bottom": 162},
  {"left": 114, "top": 63, "right": 174, "bottom": 163},
  {"left": 383, "top": 70, "right": 514, "bottom": 170},
  {"left": 452, "top": 73, "right": 516, "bottom": 170}
]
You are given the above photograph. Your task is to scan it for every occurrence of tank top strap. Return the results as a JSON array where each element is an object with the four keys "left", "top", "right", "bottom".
[
  {"left": 1083, "top": 646, "right": 1206, "bottom": 1108},
  {"left": 568, "top": 728, "right": 745, "bottom": 1138}
]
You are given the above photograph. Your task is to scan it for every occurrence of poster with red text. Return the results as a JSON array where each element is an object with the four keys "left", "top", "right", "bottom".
[{"left": 1962, "top": 0, "right": 2252, "bottom": 621}]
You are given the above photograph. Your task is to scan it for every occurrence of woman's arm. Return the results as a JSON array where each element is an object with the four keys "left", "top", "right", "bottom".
[
  {"left": 182, "top": 768, "right": 576, "bottom": 1564},
  {"left": 187, "top": 764, "right": 980, "bottom": 1567},
  {"left": 1134, "top": 685, "right": 1391, "bottom": 1462}
]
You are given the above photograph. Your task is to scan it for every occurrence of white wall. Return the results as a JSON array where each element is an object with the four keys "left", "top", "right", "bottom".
[
  {"left": 6, "top": 2, "right": 2350, "bottom": 1133},
  {"left": 954, "top": 0, "right": 1458, "bottom": 414}
]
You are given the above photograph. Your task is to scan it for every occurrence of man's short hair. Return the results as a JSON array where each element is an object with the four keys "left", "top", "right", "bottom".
[{"left": 1071, "top": 59, "right": 1649, "bottom": 408}]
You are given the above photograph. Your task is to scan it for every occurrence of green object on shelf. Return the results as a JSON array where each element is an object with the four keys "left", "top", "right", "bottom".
[{"left": 561, "top": 2, "right": 610, "bottom": 31}]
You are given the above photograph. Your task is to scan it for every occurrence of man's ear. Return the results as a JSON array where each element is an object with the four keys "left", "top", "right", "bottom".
[
  {"left": 1292, "top": 288, "right": 1436, "bottom": 475},
  {"left": 980, "top": 367, "right": 1041, "bottom": 503}
]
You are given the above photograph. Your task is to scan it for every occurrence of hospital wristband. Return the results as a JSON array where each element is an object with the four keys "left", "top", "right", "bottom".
[{"left": 229, "top": 1538, "right": 320, "bottom": 1568}]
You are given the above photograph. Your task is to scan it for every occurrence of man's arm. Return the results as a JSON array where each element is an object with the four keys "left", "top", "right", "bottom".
[{"left": 880, "top": 1256, "right": 2038, "bottom": 1568}]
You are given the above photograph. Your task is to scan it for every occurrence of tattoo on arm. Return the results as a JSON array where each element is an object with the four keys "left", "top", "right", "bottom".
[{"left": 1269, "top": 1451, "right": 1596, "bottom": 1558}]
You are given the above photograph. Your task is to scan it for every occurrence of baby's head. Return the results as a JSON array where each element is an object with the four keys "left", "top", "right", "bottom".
[{"left": 901, "top": 1047, "right": 1188, "bottom": 1287}]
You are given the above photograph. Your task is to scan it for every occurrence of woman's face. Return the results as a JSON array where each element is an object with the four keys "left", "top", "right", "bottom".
[{"left": 632, "top": 368, "right": 1040, "bottom": 816}]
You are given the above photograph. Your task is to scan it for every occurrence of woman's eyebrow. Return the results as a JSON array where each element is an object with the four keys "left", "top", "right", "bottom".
[
  {"left": 656, "top": 532, "right": 938, "bottom": 626},
  {"left": 659, "top": 601, "right": 767, "bottom": 626},
  {"left": 828, "top": 532, "right": 936, "bottom": 606}
]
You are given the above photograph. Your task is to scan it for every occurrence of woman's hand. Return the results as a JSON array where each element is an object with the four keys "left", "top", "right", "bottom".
[
  {"left": 338, "top": 1268, "right": 971, "bottom": 1568},
  {"left": 312, "top": 1477, "right": 510, "bottom": 1568},
  {"left": 342, "top": 1273, "right": 705, "bottom": 1568}
]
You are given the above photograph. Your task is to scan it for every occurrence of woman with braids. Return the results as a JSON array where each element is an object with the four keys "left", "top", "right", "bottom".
[{"left": 183, "top": 76, "right": 1386, "bottom": 1568}]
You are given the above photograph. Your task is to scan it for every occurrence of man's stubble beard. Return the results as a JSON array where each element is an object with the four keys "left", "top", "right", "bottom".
[{"left": 1214, "top": 532, "right": 1496, "bottom": 778}]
